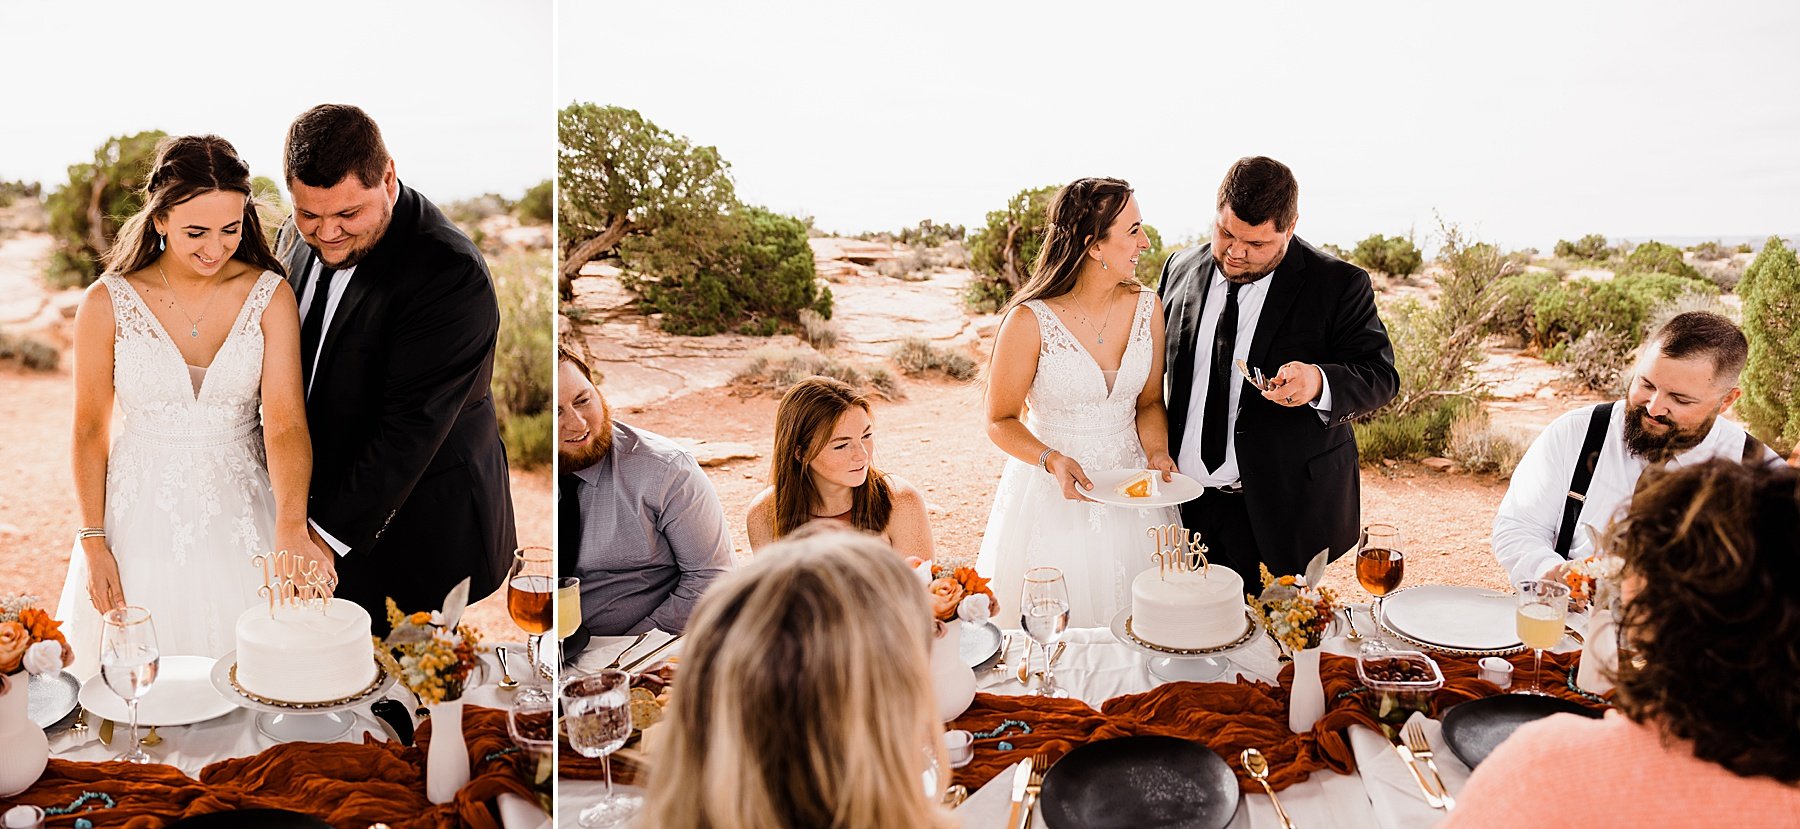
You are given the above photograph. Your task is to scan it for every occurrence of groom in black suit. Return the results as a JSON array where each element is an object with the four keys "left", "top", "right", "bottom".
[
  {"left": 1159, "top": 156, "right": 1397, "bottom": 584},
  {"left": 277, "top": 104, "right": 517, "bottom": 623}
]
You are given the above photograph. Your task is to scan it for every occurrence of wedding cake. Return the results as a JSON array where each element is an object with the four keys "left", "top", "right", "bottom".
[
  {"left": 234, "top": 599, "right": 377, "bottom": 703},
  {"left": 1130, "top": 561, "right": 1246, "bottom": 650}
]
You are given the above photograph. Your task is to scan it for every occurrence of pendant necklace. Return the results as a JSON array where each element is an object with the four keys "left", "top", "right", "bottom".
[
  {"left": 1065, "top": 291, "right": 1114, "bottom": 345},
  {"left": 157, "top": 262, "right": 226, "bottom": 338}
]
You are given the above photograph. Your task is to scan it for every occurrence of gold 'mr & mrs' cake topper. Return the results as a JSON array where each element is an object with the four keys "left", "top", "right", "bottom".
[
  {"left": 1146, "top": 523, "right": 1210, "bottom": 579},
  {"left": 253, "top": 550, "right": 335, "bottom": 615}
]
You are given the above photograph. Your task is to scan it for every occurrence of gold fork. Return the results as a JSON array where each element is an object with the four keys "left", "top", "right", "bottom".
[
  {"left": 1402, "top": 721, "right": 1454, "bottom": 811},
  {"left": 1022, "top": 751, "right": 1048, "bottom": 827}
]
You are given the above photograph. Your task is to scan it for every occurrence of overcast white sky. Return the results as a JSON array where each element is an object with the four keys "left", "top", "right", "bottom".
[
  {"left": 0, "top": 0, "right": 552, "bottom": 203},
  {"left": 563, "top": 0, "right": 1799, "bottom": 252}
]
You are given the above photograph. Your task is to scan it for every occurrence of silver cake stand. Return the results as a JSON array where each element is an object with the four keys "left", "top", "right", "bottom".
[
  {"left": 209, "top": 650, "right": 395, "bottom": 743},
  {"left": 1109, "top": 607, "right": 1263, "bottom": 683}
]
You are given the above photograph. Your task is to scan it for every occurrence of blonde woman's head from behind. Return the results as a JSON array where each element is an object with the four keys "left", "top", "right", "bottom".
[{"left": 644, "top": 527, "right": 953, "bottom": 829}]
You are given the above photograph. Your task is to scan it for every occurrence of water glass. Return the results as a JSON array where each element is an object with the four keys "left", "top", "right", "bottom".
[
  {"left": 99, "top": 606, "right": 159, "bottom": 764},
  {"left": 562, "top": 669, "right": 641, "bottom": 827},
  {"left": 1020, "top": 567, "right": 1071, "bottom": 697}
]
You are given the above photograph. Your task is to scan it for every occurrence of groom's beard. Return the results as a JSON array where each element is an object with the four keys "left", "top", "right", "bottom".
[
  {"left": 314, "top": 200, "right": 394, "bottom": 270},
  {"left": 558, "top": 403, "right": 614, "bottom": 471},
  {"left": 1622, "top": 402, "right": 1712, "bottom": 463}
]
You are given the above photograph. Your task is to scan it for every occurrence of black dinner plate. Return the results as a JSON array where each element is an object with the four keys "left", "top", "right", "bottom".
[
  {"left": 167, "top": 808, "right": 336, "bottom": 828},
  {"left": 561, "top": 624, "right": 593, "bottom": 664},
  {"left": 1440, "top": 694, "right": 1603, "bottom": 768},
  {"left": 1040, "top": 735, "right": 1240, "bottom": 829}
]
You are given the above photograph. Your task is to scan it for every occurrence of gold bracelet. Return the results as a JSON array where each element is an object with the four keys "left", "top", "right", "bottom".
[{"left": 76, "top": 527, "right": 106, "bottom": 540}]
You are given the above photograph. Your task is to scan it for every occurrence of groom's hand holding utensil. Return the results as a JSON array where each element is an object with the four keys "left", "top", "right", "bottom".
[{"left": 1261, "top": 361, "right": 1324, "bottom": 408}]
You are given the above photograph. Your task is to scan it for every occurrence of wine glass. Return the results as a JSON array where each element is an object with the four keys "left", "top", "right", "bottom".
[
  {"left": 508, "top": 546, "right": 556, "bottom": 684},
  {"left": 1020, "top": 567, "right": 1071, "bottom": 698},
  {"left": 506, "top": 691, "right": 556, "bottom": 800},
  {"left": 562, "top": 669, "right": 641, "bottom": 827},
  {"left": 1515, "top": 579, "right": 1571, "bottom": 695},
  {"left": 99, "top": 606, "right": 159, "bottom": 764},
  {"left": 1357, "top": 524, "right": 1405, "bottom": 626},
  {"left": 557, "top": 576, "right": 582, "bottom": 637}
]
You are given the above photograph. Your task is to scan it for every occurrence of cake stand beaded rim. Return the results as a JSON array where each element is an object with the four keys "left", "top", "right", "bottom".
[
  {"left": 208, "top": 650, "right": 396, "bottom": 714},
  {"left": 1110, "top": 607, "right": 1262, "bottom": 657}
]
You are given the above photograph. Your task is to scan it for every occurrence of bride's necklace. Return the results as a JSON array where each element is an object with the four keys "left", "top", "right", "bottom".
[
  {"left": 156, "top": 262, "right": 227, "bottom": 339},
  {"left": 1063, "top": 290, "right": 1115, "bottom": 345}
]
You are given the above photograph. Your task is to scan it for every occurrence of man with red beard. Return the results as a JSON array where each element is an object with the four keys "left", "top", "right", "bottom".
[
  {"left": 1493, "top": 311, "right": 1779, "bottom": 582},
  {"left": 557, "top": 348, "right": 731, "bottom": 636}
]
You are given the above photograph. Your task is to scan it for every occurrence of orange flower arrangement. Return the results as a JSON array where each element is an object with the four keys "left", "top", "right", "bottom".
[
  {"left": 0, "top": 595, "right": 76, "bottom": 676},
  {"left": 927, "top": 564, "right": 998, "bottom": 623}
]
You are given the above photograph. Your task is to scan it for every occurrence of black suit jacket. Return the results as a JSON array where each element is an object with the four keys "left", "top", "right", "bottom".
[
  {"left": 1158, "top": 238, "right": 1398, "bottom": 574},
  {"left": 279, "top": 183, "right": 517, "bottom": 618}
]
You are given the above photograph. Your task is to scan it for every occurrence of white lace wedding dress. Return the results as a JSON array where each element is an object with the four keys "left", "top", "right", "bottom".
[
  {"left": 57, "top": 271, "right": 284, "bottom": 673},
  {"left": 976, "top": 291, "right": 1179, "bottom": 629}
]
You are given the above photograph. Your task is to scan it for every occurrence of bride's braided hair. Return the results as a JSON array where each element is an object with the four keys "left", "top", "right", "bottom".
[{"left": 104, "top": 135, "right": 286, "bottom": 277}]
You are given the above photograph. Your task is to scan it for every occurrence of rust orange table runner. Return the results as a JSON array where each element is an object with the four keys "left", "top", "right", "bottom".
[{"left": 9, "top": 706, "right": 538, "bottom": 829}]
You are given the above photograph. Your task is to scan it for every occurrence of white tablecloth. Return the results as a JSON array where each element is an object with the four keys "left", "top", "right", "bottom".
[
  {"left": 47, "top": 646, "right": 551, "bottom": 828},
  {"left": 564, "top": 615, "right": 1583, "bottom": 829}
]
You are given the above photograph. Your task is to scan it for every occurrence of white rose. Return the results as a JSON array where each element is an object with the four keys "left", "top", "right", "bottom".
[
  {"left": 23, "top": 640, "right": 64, "bottom": 676},
  {"left": 956, "top": 594, "right": 991, "bottom": 625}
]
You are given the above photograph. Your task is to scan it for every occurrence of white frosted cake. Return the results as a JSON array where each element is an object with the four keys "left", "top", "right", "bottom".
[
  {"left": 1130, "top": 565, "right": 1247, "bottom": 649},
  {"left": 235, "top": 599, "right": 377, "bottom": 703}
]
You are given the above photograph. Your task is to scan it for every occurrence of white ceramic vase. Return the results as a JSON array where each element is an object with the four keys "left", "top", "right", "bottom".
[
  {"left": 0, "top": 672, "right": 50, "bottom": 797},
  {"left": 1576, "top": 607, "right": 1618, "bottom": 695},
  {"left": 931, "top": 620, "right": 977, "bottom": 722},
  {"left": 425, "top": 697, "right": 470, "bottom": 804},
  {"left": 1288, "top": 647, "right": 1326, "bottom": 733}
]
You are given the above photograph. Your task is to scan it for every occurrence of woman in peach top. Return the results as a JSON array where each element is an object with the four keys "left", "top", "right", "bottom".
[{"left": 1445, "top": 459, "right": 1800, "bottom": 828}]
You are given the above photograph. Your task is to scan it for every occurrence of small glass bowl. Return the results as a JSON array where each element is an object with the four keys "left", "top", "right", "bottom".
[{"left": 1356, "top": 643, "right": 1444, "bottom": 729}]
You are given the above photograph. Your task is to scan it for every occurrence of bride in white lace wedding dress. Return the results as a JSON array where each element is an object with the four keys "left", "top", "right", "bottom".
[
  {"left": 56, "top": 135, "right": 327, "bottom": 673},
  {"left": 977, "top": 179, "right": 1180, "bottom": 628}
]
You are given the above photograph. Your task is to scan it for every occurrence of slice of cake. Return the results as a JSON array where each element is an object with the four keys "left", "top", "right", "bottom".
[{"left": 1115, "top": 470, "right": 1160, "bottom": 499}]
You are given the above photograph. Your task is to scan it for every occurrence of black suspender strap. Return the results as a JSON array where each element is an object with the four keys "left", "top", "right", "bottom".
[{"left": 1555, "top": 401, "right": 1614, "bottom": 558}]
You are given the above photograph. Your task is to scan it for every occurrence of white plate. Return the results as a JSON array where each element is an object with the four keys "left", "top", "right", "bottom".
[
  {"left": 959, "top": 621, "right": 1003, "bottom": 669},
  {"left": 1081, "top": 469, "right": 1204, "bottom": 508},
  {"left": 80, "top": 655, "right": 237, "bottom": 727},
  {"left": 1380, "top": 585, "right": 1523, "bottom": 650}
]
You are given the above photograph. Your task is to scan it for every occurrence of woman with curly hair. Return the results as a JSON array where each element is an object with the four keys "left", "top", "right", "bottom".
[{"left": 1447, "top": 458, "right": 1800, "bottom": 827}]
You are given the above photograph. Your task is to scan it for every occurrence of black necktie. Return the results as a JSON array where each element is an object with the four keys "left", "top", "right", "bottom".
[
  {"left": 299, "top": 261, "right": 336, "bottom": 389},
  {"left": 1201, "top": 281, "right": 1242, "bottom": 473},
  {"left": 558, "top": 473, "right": 581, "bottom": 578}
]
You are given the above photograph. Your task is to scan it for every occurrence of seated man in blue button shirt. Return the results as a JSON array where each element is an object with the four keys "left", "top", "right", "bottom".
[{"left": 558, "top": 348, "right": 732, "bottom": 635}]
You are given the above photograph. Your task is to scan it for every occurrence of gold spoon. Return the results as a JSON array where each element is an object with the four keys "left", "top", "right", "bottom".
[
  {"left": 140, "top": 725, "right": 162, "bottom": 747},
  {"left": 1241, "top": 748, "right": 1296, "bottom": 829},
  {"left": 495, "top": 646, "right": 520, "bottom": 691},
  {"left": 1341, "top": 607, "right": 1364, "bottom": 642}
]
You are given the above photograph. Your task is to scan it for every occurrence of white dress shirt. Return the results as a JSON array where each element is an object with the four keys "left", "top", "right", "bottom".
[
  {"left": 1177, "top": 267, "right": 1333, "bottom": 487},
  {"left": 1492, "top": 401, "right": 1767, "bottom": 582},
  {"left": 297, "top": 257, "right": 358, "bottom": 557}
]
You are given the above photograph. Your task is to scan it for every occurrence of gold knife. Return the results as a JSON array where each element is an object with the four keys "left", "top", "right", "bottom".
[
  {"left": 619, "top": 634, "right": 682, "bottom": 674},
  {"left": 1394, "top": 742, "right": 1446, "bottom": 809},
  {"left": 99, "top": 717, "right": 114, "bottom": 746},
  {"left": 1005, "top": 757, "right": 1033, "bottom": 829}
]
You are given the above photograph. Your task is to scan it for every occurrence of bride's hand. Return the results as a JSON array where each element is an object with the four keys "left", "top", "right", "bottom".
[
  {"left": 1046, "top": 452, "right": 1098, "bottom": 502},
  {"left": 1147, "top": 451, "right": 1179, "bottom": 482},
  {"left": 278, "top": 527, "right": 338, "bottom": 596},
  {"left": 82, "top": 539, "right": 126, "bottom": 613}
]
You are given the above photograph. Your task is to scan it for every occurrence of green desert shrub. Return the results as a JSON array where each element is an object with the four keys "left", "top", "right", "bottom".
[
  {"left": 1554, "top": 234, "right": 1610, "bottom": 261},
  {"left": 1735, "top": 237, "right": 1800, "bottom": 454},
  {"left": 45, "top": 130, "right": 166, "bottom": 288},
  {"left": 1484, "top": 271, "right": 1562, "bottom": 346},
  {"left": 896, "top": 219, "right": 965, "bottom": 247},
  {"left": 0, "top": 328, "right": 62, "bottom": 372},
  {"left": 1622, "top": 240, "right": 1702, "bottom": 281},
  {"left": 624, "top": 204, "right": 831, "bottom": 337},
  {"left": 1560, "top": 326, "right": 1636, "bottom": 394},
  {"left": 892, "top": 337, "right": 978, "bottom": 381},
  {"left": 966, "top": 184, "right": 1057, "bottom": 309},
  {"left": 1529, "top": 271, "right": 1715, "bottom": 351},
  {"left": 1355, "top": 397, "right": 1467, "bottom": 464},
  {"left": 490, "top": 249, "right": 553, "bottom": 469},
  {"left": 515, "top": 179, "right": 553, "bottom": 225},
  {"left": 1445, "top": 407, "right": 1528, "bottom": 477},
  {"left": 735, "top": 348, "right": 903, "bottom": 400},
  {"left": 1349, "top": 233, "right": 1424, "bottom": 279},
  {"left": 1134, "top": 224, "right": 1171, "bottom": 289}
]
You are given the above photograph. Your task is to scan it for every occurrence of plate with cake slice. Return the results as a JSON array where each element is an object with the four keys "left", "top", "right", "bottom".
[{"left": 1083, "top": 469, "right": 1204, "bottom": 508}]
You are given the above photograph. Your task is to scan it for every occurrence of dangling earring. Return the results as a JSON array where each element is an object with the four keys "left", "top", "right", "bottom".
[
  {"left": 157, "top": 232, "right": 166, "bottom": 251},
  {"left": 1101, "top": 258, "right": 1110, "bottom": 271}
]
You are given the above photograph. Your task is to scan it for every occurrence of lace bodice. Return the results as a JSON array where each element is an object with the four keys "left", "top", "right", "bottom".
[
  {"left": 104, "top": 271, "right": 281, "bottom": 442},
  {"left": 1023, "top": 290, "right": 1155, "bottom": 440}
]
